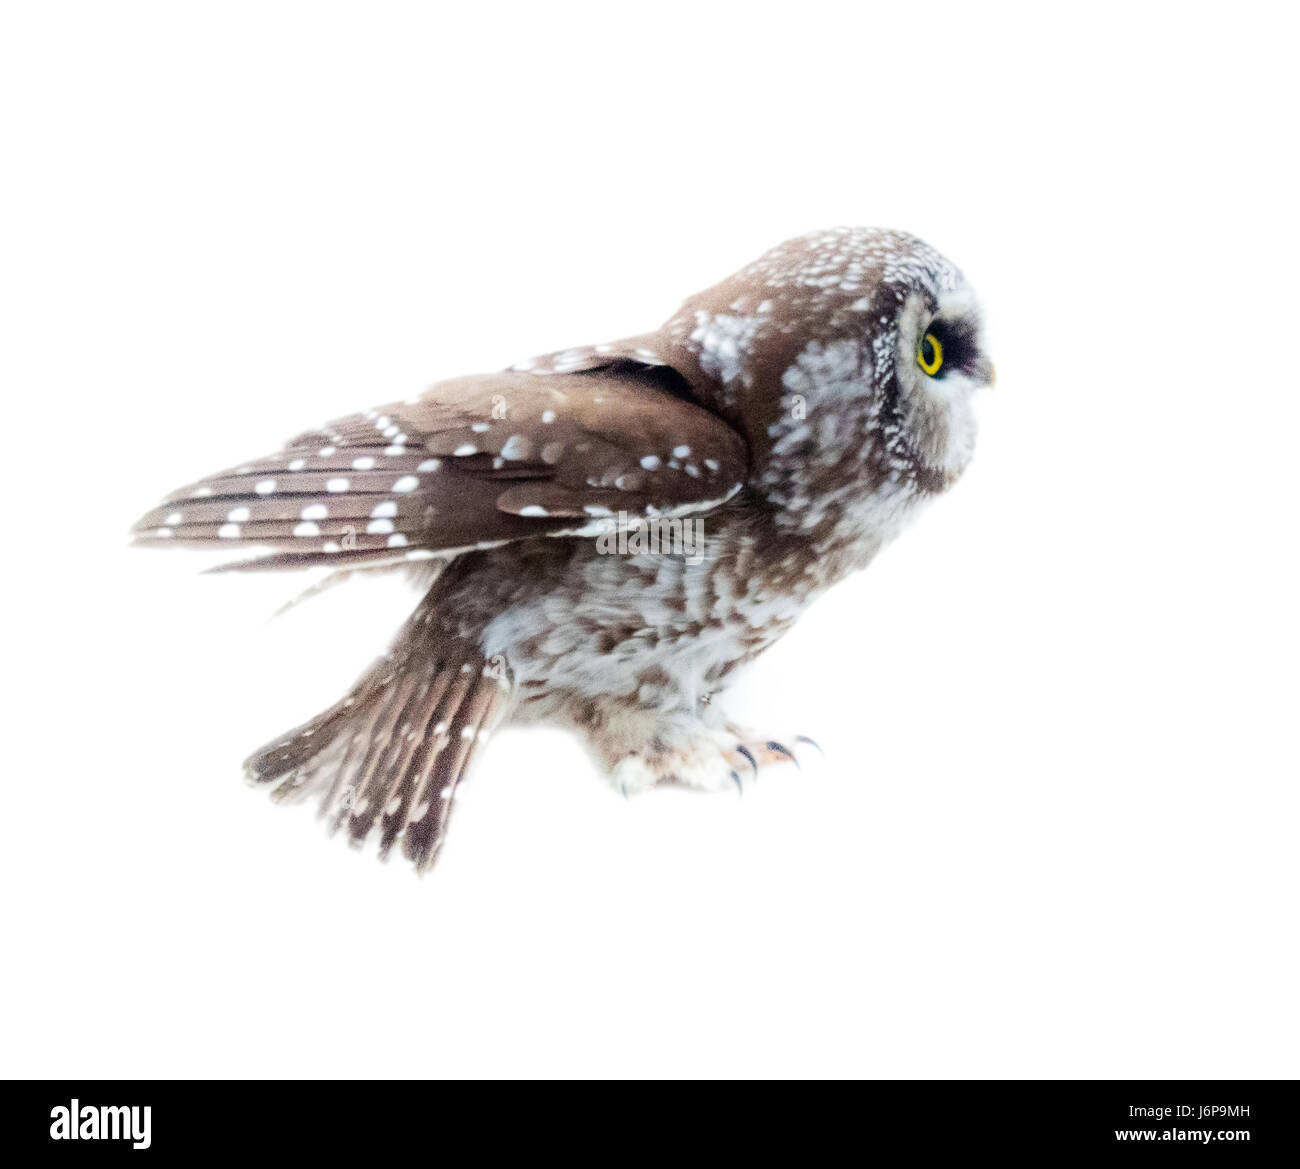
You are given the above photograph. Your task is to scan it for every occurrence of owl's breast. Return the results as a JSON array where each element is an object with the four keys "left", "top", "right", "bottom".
[{"left": 475, "top": 521, "right": 814, "bottom": 710}]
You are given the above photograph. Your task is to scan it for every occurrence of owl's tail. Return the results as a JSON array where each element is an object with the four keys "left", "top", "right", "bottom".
[{"left": 246, "top": 592, "right": 513, "bottom": 872}]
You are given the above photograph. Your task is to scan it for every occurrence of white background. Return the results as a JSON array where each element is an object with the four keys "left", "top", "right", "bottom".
[{"left": 3, "top": 2, "right": 1297, "bottom": 1079}]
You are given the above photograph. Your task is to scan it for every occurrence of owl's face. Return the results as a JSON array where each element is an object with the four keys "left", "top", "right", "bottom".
[
  {"left": 664, "top": 227, "right": 992, "bottom": 528},
  {"left": 889, "top": 275, "right": 992, "bottom": 483}
]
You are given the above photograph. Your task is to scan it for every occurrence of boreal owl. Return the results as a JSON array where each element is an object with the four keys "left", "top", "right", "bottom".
[{"left": 133, "top": 227, "right": 994, "bottom": 871}]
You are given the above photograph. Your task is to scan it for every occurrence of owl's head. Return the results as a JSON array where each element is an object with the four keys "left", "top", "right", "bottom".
[{"left": 662, "top": 227, "right": 993, "bottom": 535}]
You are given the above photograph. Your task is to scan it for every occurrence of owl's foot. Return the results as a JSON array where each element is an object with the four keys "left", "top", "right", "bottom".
[
  {"left": 611, "top": 733, "right": 742, "bottom": 796},
  {"left": 724, "top": 727, "right": 823, "bottom": 779},
  {"left": 609, "top": 725, "right": 819, "bottom": 796}
]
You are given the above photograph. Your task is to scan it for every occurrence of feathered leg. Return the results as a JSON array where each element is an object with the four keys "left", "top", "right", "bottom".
[{"left": 551, "top": 693, "right": 812, "bottom": 797}]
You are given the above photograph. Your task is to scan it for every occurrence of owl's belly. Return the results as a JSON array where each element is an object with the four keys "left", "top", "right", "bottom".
[{"left": 477, "top": 533, "right": 807, "bottom": 715}]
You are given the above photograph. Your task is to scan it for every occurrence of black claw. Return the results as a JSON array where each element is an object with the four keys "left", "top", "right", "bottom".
[
  {"left": 730, "top": 770, "right": 743, "bottom": 796},
  {"left": 735, "top": 744, "right": 759, "bottom": 777},
  {"left": 793, "top": 735, "right": 824, "bottom": 756},
  {"left": 765, "top": 740, "right": 800, "bottom": 769}
]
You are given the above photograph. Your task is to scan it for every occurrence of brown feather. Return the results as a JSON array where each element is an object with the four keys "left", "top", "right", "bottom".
[
  {"left": 131, "top": 364, "right": 748, "bottom": 570},
  {"left": 247, "top": 590, "right": 512, "bottom": 870}
]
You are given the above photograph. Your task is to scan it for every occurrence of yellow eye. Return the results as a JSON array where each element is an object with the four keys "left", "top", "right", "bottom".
[{"left": 917, "top": 332, "right": 944, "bottom": 376}]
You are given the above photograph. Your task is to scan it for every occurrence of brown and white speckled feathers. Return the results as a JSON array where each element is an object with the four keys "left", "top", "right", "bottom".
[
  {"left": 133, "top": 226, "right": 993, "bottom": 870},
  {"left": 133, "top": 363, "right": 748, "bottom": 571},
  {"left": 246, "top": 588, "right": 511, "bottom": 871}
]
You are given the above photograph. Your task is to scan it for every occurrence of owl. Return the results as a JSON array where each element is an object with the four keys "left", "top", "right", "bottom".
[{"left": 133, "top": 227, "right": 993, "bottom": 871}]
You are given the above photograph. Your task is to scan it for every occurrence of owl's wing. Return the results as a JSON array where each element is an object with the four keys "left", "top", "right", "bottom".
[{"left": 131, "top": 347, "right": 747, "bottom": 571}]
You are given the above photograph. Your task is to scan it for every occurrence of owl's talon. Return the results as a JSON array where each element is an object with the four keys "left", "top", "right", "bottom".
[
  {"left": 794, "top": 735, "right": 824, "bottom": 756},
  {"left": 765, "top": 740, "right": 799, "bottom": 768},
  {"left": 731, "top": 770, "right": 743, "bottom": 796},
  {"left": 721, "top": 724, "right": 815, "bottom": 776}
]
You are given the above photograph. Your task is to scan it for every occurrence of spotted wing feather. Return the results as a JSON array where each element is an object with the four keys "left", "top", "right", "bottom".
[{"left": 132, "top": 358, "right": 747, "bottom": 570}]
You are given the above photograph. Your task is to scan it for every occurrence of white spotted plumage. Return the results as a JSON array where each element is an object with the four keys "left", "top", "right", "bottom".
[{"left": 134, "top": 227, "right": 992, "bottom": 871}]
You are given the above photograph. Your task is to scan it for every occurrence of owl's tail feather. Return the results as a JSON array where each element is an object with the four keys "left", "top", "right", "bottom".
[{"left": 246, "top": 597, "right": 512, "bottom": 872}]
